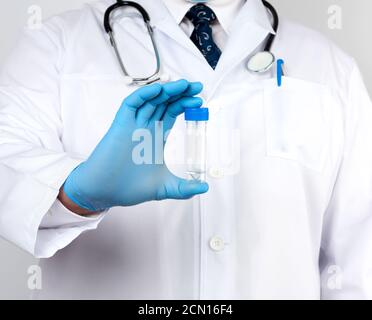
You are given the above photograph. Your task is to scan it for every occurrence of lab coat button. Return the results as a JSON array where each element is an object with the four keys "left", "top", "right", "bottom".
[
  {"left": 209, "top": 236, "right": 225, "bottom": 252},
  {"left": 209, "top": 167, "right": 225, "bottom": 179}
]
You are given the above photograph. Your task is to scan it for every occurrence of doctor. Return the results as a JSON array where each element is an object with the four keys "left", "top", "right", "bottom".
[{"left": 1, "top": 0, "right": 372, "bottom": 300}]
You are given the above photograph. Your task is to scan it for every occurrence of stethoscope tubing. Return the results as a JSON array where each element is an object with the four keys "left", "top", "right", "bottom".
[{"left": 104, "top": 0, "right": 280, "bottom": 85}]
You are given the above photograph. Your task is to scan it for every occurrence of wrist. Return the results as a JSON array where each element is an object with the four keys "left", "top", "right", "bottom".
[{"left": 58, "top": 186, "right": 97, "bottom": 216}]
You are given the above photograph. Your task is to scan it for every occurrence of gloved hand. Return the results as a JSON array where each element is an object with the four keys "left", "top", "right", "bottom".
[{"left": 63, "top": 79, "right": 209, "bottom": 212}]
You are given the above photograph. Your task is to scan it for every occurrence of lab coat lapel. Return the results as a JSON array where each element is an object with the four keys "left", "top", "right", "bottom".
[
  {"left": 212, "top": 0, "right": 276, "bottom": 91},
  {"left": 130, "top": 0, "right": 209, "bottom": 64},
  {"left": 136, "top": 0, "right": 277, "bottom": 92},
  {"left": 141, "top": 0, "right": 210, "bottom": 63},
  {"left": 104, "top": 0, "right": 213, "bottom": 80},
  {"left": 155, "top": 14, "right": 209, "bottom": 65}
]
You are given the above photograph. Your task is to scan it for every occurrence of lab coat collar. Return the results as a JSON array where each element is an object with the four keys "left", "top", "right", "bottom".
[
  {"left": 236, "top": 0, "right": 276, "bottom": 35},
  {"left": 99, "top": 0, "right": 210, "bottom": 70},
  {"left": 101, "top": 0, "right": 275, "bottom": 45},
  {"left": 209, "top": 0, "right": 277, "bottom": 96},
  {"left": 100, "top": 0, "right": 277, "bottom": 91},
  {"left": 161, "top": 0, "right": 194, "bottom": 26},
  {"left": 146, "top": 0, "right": 276, "bottom": 35},
  {"left": 99, "top": 0, "right": 197, "bottom": 58},
  {"left": 100, "top": 0, "right": 275, "bottom": 37}
]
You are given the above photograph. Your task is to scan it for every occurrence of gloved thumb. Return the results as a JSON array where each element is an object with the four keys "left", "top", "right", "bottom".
[
  {"left": 178, "top": 179, "right": 209, "bottom": 199},
  {"left": 160, "top": 177, "right": 209, "bottom": 200}
]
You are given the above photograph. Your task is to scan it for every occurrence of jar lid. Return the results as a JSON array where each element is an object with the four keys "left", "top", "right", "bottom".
[{"left": 185, "top": 108, "right": 209, "bottom": 121}]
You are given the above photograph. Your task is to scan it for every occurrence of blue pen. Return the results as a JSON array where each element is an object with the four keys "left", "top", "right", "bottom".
[{"left": 277, "top": 59, "right": 284, "bottom": 87}]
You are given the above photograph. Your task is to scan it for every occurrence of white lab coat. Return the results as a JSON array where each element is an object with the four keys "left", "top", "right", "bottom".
[{"left": 1, "top": 0, "right": 372, "bottom": 300}]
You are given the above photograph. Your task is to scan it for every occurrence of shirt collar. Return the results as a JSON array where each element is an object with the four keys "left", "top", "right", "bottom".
[{"left": 162, "top": 0, "right": 246, "bottom": 34}]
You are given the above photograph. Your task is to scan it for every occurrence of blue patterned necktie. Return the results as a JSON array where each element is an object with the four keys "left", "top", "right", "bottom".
[{"left": 186, "top": 4, "right": 222, "bottom": 70}]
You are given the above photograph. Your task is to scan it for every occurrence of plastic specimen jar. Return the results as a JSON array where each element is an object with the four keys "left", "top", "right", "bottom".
[{"left": 184, "top": 108, "right": 209, "bottom": 182}]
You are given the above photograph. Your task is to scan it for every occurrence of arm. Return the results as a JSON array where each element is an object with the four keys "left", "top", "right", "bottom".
[
  {"left": 58, "top": 188, "right": 94, "bottom": 215},
  {"left": 0, "top": 17, "right": 208, "bottom": 258},
  {"left": 0, "top": 18, "right": 104, "bottom": 258},
  {"left": 320, "top": 63, "right": 372, "bottom": 299}
]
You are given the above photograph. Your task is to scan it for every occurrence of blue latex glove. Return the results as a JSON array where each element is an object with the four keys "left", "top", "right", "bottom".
[{"left": 63, "top": 79, "right": 209, "bottom": 211}]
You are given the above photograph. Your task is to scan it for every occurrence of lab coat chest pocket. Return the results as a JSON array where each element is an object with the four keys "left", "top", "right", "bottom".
[{"left": 263, "top": 78, "right": 329, "bottom": 173}]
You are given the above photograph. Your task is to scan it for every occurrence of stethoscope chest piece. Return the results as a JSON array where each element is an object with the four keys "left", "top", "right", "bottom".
[{"left": 247, "top": 51, "right": 276, "bottom": 74}]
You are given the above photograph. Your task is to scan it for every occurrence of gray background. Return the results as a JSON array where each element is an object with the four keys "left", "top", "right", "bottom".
[{"left": 0, "top": 0, "right": 371, "bottom": 299}]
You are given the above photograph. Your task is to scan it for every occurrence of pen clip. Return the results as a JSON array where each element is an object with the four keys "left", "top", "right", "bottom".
[{"left": 277, "top": 59, "right": 284, "bottom": 87}]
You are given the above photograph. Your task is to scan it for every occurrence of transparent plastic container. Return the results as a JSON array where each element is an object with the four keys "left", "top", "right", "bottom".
[{"left": 185, "top": 108, "right": 209, "bottom": 182}]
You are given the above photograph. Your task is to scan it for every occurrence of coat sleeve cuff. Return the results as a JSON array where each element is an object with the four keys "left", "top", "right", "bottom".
[
  {"left": 0, "top": 154, "right": 108, "bottom": 259},
  {"left": 33, "top": 199, "right": 108, "bottom": 259},
  {"left": 40, "top": 199, "right": 104, "bottom": 229},
  {"left": 34, "top": 199, "right": 107, "bottom": 258}
]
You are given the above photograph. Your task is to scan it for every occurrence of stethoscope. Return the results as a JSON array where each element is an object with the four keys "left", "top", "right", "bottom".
[{"left": 104, "top": 0, "right": 280, "bottom": 86}]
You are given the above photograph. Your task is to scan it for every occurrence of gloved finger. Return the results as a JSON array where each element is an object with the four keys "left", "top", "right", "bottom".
[
  {"left": 149, "top": 103, "right": 168, "bottom": 123},
  {"left": 167, "top": 82, "right": 203, "bottom": 104},
  {"left": 183, "top": 81, "right": 203, "bottom": 96},
  {"left": 116, "top": 83, "right": 163, "bottom": 123},
  {"left": 151, "top": 79, "right": 191, "bottom": 105},
  {"left": 162, "top": 96, "right": 203, "bottom": 131},
  {"left": 150, "top": 82, "right": 202, "bottom": 122},
  {"left": 157, "top": 177, "right": 209, "bottom": 200},
  {"left": 136, "top": 80, "right": 190, "bottom": 125}
]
